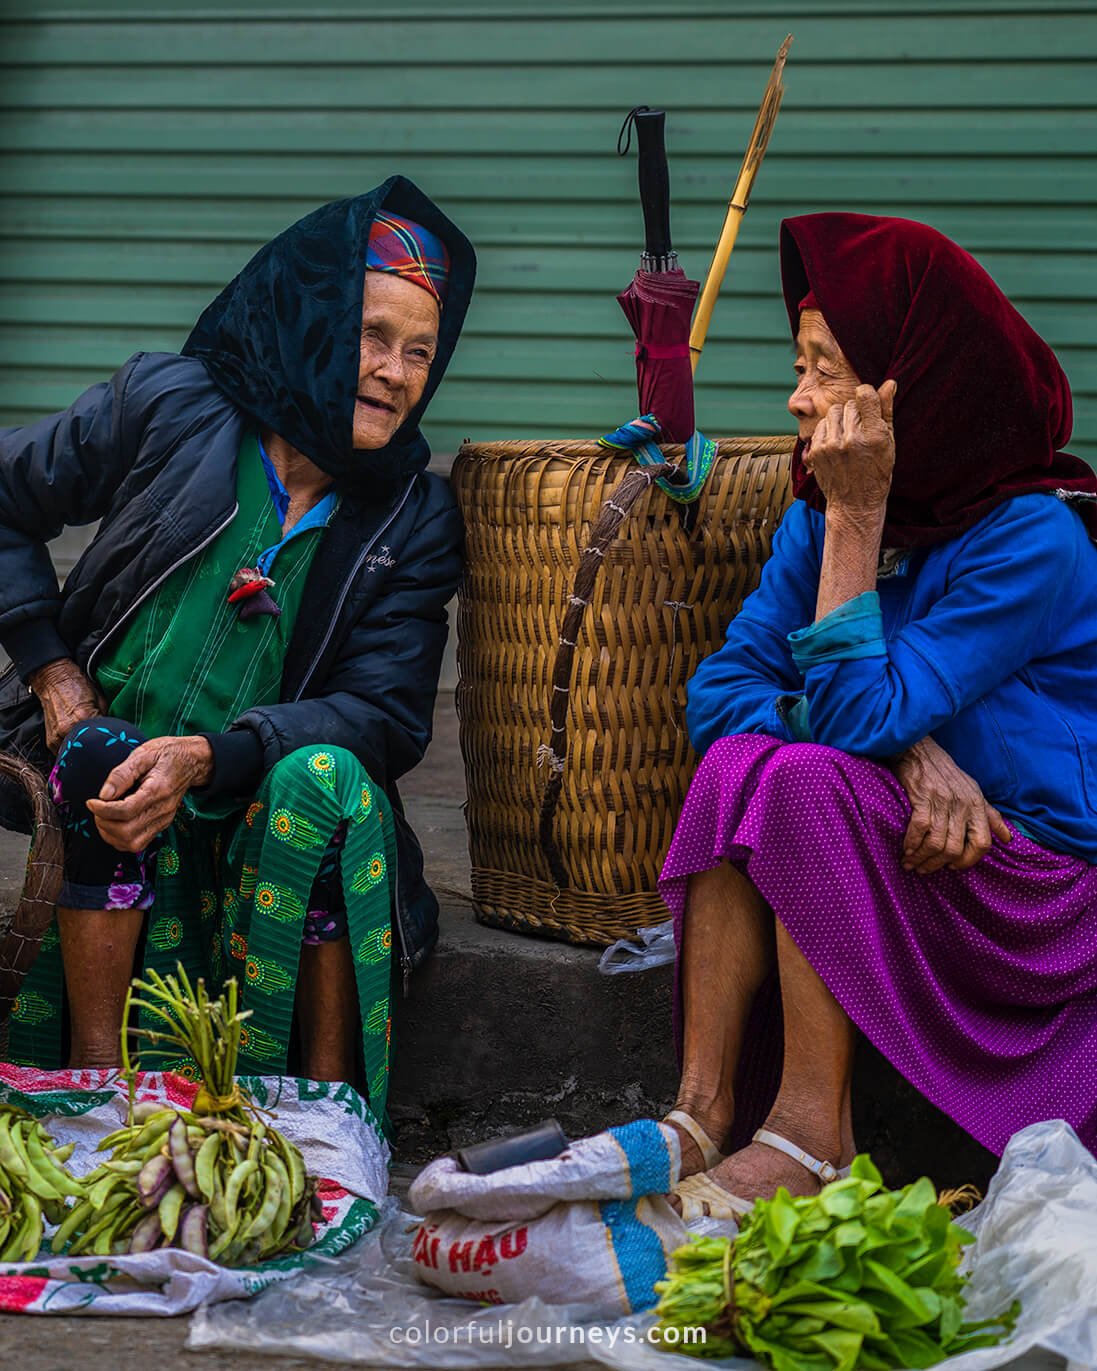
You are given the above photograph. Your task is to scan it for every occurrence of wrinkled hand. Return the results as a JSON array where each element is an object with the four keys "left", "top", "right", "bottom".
[
  {"left": 86, "top": 735, "right": 214, "bottom": 853},
  {"left": 890, "top": 736, "right": 1012, "bottom": 873},
  {"left": 28, "top": 658, "right": 107, "bottom": 754},
  {"left": 806, "top": 379, "right": 898, "bottom": 515}
]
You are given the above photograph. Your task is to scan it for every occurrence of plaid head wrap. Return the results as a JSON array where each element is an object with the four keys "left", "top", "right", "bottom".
[
  {"left": 184, "top": 176, "right": 475, "bottom": 488},
  {"left": 367, "top": 213, "right": 449, "bottom": 307}
]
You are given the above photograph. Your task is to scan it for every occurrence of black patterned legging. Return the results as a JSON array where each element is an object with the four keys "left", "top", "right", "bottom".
[{"left": 48, "top": 717, "right": 349, "bottom": 943}]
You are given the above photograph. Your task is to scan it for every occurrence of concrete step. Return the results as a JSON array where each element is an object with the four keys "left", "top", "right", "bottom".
[
  {"left": 394, "top": 696, "right": 998, "bottom": 1191},
  {"left": 388, "top": 900, "right": 679, "bottom": 1161}
]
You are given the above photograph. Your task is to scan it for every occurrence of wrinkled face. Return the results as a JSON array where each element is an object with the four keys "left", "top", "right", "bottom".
[
  {"left": 353, "top": 272, "right": 440, "bottom": 450},
  {"left": 788, "top": 309, "right": 863, "bottom": 454}
]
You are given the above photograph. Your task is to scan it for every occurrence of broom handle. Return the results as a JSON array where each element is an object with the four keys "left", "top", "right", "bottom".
[
  {"left": 689, "top": 34, "right": 792, "bottom": 375},
  {"left": 688, "top": 176, "right": 752, "bottom": 375}
]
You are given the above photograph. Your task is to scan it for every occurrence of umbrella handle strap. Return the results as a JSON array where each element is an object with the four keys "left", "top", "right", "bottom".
[{"left": 537, "top": 459, "right": 678, "bottom": 890}]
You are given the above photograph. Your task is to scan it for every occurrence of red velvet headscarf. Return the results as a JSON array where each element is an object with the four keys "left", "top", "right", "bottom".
[{"left": 780, "top": 213, "right": 1097, "bottom": 546}]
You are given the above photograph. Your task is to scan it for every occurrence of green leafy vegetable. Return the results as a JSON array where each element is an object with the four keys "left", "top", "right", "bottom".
[{"left": 654, "top": 1155, "right": 1019, "bottom": 1367}]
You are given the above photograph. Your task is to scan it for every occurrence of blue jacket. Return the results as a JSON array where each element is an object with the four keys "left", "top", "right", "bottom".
[
  {"left": 687, "top": 492, "right": 1097, "bottom": 862},
  {"left": 0, "top": 351, "right": 463, "bottom": 974}
]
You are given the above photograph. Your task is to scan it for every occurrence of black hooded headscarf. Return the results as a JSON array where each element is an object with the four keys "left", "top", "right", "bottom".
[{"left": 182, "top": 176, "right": 475, "bottom": 494}]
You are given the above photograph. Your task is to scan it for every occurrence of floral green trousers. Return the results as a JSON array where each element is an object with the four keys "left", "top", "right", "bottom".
[{"left": 11, "top": 745, "right": 396, "bottom": 1118}]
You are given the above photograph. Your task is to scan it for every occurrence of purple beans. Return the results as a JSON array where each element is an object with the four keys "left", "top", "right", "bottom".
[
  {"left": 178, "top": 1205, "right": 210, "bottom": 1258},
  {"left": 129, "top": 1211, "right": 163, "bottom": 1253},
  {"left": 168, "top": 1116, "right": 200, "bottom": 1198},
  {"left": 137, "top": 1152, "right": 174, "bottom": 1207}
]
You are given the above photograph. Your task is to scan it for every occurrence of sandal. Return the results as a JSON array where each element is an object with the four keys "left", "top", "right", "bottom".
[
  {"left": 663, "top": 1108, "right": 727, "bottom": 1174},
  {"left": 753, "top": 1128, "right": 846, "bottom": 1183},
  {"left": 673, "top": 1171, "right": 753, "bottom": 1223},
  {"left": 671, "top": 1127, "right": 847, "bottom": 1223}
]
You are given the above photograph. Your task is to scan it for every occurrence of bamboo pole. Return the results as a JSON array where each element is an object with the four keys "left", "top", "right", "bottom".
[{"left": 689, "top": 34, "right": 792, "bottom": 374}]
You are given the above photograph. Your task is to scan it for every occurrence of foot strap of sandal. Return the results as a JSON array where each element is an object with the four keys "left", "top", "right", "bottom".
[
  {"left": 664, "top": 1109, "right": 725, "bottom": 1171},
  {"left": 753, "top": 1128, "right": 840, "bottom": 1184}
]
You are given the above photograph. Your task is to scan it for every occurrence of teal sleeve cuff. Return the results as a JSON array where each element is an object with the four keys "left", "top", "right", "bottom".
[{"left": 788, "top": 592, "right": 886, "bottom": 673}]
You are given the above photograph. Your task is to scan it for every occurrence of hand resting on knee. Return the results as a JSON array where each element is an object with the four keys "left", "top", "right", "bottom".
[{"left": 86, "top": 735, "right": 214, "bottom": 852}]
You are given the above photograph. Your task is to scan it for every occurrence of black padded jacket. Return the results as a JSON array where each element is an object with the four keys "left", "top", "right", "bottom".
[{"left": 0, "top": 350, "right": 463, "bottom": 977}]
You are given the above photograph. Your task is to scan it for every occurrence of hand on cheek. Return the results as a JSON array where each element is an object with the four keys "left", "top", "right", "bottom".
[{"left": 809, "top": 380, "right": 897, "bottom": 513}]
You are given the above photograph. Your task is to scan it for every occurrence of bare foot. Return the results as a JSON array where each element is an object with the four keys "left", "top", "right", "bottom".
[
  {"left": 709, "top": 1139, "right": 831, "bottom": 1204},
  {"left": 664, "top": 1102, "right": 734, "bottom": 1180},
  {"left": 68, "top": 1044, "right": 122, "bottom": 1070},
  {"left": 670, "top": 1131, "right": 853, "bottom": 1216}
]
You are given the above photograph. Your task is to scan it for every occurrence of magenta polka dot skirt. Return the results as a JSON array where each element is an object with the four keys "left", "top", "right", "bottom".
[{"left": 659, "top": 733, "right": 1097, "bottom": 1158}]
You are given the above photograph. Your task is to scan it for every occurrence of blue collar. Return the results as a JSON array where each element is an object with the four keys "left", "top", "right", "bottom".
[
  {"left": 257, "top": 433, "right": 291, "bottom": 524},
  {"left": 256, "top": 434, "right": 338, "bottom": 577}
]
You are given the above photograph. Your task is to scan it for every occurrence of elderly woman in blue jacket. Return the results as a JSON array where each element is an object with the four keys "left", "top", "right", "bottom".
[
  {"left": 0, "top": 178, "right": 474, "bottom": 1111},
  {"left": 659, "top": 214, "right": 1097, "bottom": 1218}
]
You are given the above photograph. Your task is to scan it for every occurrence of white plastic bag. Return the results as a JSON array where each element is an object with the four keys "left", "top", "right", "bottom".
[
  {"left": 407, "top": 1120, "right": 687, "bottom": 1314},
  {"left": 193, "top": 1197, "right": 632, "bottom": 1367},
  {"left": 598, "top": 924, "right": 676, "bottom": 975}
]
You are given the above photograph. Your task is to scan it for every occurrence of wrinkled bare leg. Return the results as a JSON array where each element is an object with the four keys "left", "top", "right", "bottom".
[
  {"left": 296, "top": 937, "right": 359, "bottom": 1084},
  {"left": 699, "top": 915, "right": 856, "bottom": 1203},
  {"left": 670, "top": 860, "right": 777, "bottom": 1176},
  {"left": 58, "top": 906, "right": 144, "bottom": 1067}
]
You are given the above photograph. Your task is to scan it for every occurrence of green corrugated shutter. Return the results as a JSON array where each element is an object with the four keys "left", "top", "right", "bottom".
[{"left": 2, "top": 0, "right": 1094, "bottom": 467}]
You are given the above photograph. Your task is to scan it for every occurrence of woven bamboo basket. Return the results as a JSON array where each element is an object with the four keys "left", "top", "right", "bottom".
[{"left": 453, "top": 435, "right": 795, "bottom": 946}]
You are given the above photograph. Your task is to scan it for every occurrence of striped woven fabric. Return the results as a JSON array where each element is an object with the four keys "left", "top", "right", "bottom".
[
  {"left": 600, "top": 413, "right": 717, "bottom": 503},
  {"left": 366, "top": 213, "right": 450, "bottom": 305}
]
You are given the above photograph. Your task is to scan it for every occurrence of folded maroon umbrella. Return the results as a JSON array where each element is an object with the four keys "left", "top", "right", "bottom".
[
  {"left": 615, "top": 108, "right": 700, "bottom": 445},
  {"left": 617, "top": 265, "right": 700, "bottom": 444}
]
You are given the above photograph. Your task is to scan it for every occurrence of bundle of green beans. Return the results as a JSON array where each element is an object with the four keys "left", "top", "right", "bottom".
[
  {"left": 0, "top": 1102, "right": 85, "bottom": 1260},
  {"left": 55, "top": 967, "right": 320, "bottom": 1263},
  {"left": 654, "top": 1156, "right": 1019, "bottom": 1369}
]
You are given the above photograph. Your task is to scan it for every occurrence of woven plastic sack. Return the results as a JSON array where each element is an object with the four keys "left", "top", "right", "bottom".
[
  {"left": 406, "top": 1120, "right": 687, "bottom": 1315},
  {"left": 0, "top": 1064, "right": 387, "bottom": 1314}
]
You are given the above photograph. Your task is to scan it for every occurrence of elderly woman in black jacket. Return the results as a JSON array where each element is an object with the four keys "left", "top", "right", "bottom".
[{"left": 0, "top": 178, "right": 474, "bottom": 1112}]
